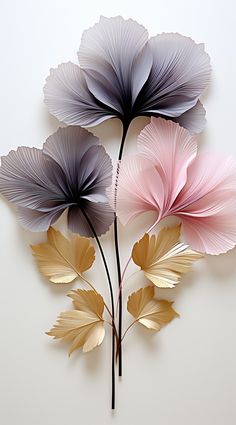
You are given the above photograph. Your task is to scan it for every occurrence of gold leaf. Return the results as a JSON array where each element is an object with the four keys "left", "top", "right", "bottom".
[
  {"left": 31, "top": 227, "right": 95, "bottom": 283},
  {"left": 127, "top": 286, "right": 178, "bottom": 331},
  {"left": 46, "top": 289, "right": 105, "bottom": 354},
  {"left": 132, "top": 225, "right": 203, "bottom": 288}
]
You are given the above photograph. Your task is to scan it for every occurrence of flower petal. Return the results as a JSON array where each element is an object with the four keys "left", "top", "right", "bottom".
[
  {"left": 175, "top": 153, "right": 236, "bottom": 254},
  {"left": 16, "top": 207, "right": 63, "bottom": 232},
  {"left": 78, "top": 16, "right": 152, "bottom": 115},
  {"left": 44, "top": 62, "right": 116, "bottom": 127},
  {"left": 0, "top": 146, "right": 66, "bottom": 210},
  {"left": 138, "top": 33, "right": 211, "bottom": 117},
  {"left": 173, "top": 101, "right": 206, "bottom": 134},
  {"left": 181, "top": 209, "right": 236, "bottom": 255},
  {"left": 176, "top": 153, "right": 236, "bottom": 211},
  {"left": 68, "top": 201, "right": 114, "bottom": 237},
  {"left": 138, "top": 118, "right": 197, "bottom": 210},
  {"left": 116, "top": 155, "right": 164, "bottom": 225},
  {"left": 43, "top": 126, "right": 113, "bottom": 200}
]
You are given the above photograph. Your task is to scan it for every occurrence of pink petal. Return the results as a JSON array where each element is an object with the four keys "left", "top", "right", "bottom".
[
  {"left": 116, "top": 155, "right": 164, "bottom": 225},
  {"left": 174, "top": 153, "right": 236, "bottom": 254},
  {"left": 138, "top": 118, "right": 197, "bottom": 210},
  {"left": 175, "top": 153, "right": 236, "bottom": 211},
  {"left": 180, "top": 205, "right": 236, "bottom": 254}
]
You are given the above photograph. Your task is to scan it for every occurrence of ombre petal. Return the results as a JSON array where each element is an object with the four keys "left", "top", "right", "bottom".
[
  {"left": 44, "top": 18, "right": 210, "bottom": 128},
  {"left": 68, "top": 201, "right": 114, "bottom": 237},
  {"left": 78, "top": 16, "right": 152, "bottom": 113},
  {"left": 174, "top": 153, "right": 236, "bottom": 253},
  {"left": 44, "top": 62, "right": 116, "bottom": 127},
  {"left": 139, "top": 33, "right": 211, "bottom": 117},
  {"left": 175, "top": 153, "right": 236, "bottom": 211},
  {"left": 180, "top": 208, "right": 236, "bottom": 255},
  {"left": 0, "top": 126, "right": 114, "bottom": 237},
  {"left": 116, "top": 156, "right": 164, "bottom": 225},
  {"left": 0, "top": 147, "right": 66, "bottom": 210},
  {"left": 138, "top": 117, "right": 197, "bottom": 208},
  {"left": 43, "top": 126, "right": 112, "bottom": 196},
  {"left": 117, "top": 119, "right": 236, "bottom": 254},
  {"left": 173, "top": 101, "right": 206, "bottom": 134},
  {"left": 16, "top": 207, "right": 64, "bottom": 232}
]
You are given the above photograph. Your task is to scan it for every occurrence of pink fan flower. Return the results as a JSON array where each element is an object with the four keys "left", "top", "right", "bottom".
[{"left": 116, "top": 118, "right": 236, "bottom": 254}]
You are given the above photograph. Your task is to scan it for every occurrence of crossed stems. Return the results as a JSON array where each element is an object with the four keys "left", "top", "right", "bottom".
[
  {"left": 81, "top": 124, "right": 160, "bottom": 409},
  {"left": 114, "top": 120, "right": 159, "bottom": 377},
  {"left": 79, "top": 207, "right": 159, "bottom": 411}
]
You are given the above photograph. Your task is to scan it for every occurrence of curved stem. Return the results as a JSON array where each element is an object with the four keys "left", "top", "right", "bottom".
[
  {"left": 114, "top": 120, "right": 130, "bottom": 377},
  {"left": 80, "top": 208, "right": 116, "bottom": 410}
]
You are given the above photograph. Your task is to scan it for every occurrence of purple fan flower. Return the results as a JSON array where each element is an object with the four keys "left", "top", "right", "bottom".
[
  {"left": 0, "top": 126, "right": 114, "bottom": 236},
  {"left": 44, "top": 16, "right": 211, "bottom": 134}
]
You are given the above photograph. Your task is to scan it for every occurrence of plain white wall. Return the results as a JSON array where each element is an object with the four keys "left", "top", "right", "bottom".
[{"left": 0, "top": 1, "right": 236, "bottom": 424}]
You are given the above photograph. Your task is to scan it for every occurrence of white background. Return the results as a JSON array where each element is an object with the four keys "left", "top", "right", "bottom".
[{"left": 0, "top": 1, "right": 236, "bottom": 424}]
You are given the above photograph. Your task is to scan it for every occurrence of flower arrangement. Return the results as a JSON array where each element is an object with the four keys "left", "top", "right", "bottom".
[{"left": 0, "top": 16, "right": 235, "bottom": 410}]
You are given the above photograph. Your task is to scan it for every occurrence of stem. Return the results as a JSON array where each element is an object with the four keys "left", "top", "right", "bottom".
[
  {"left": 116, "top": 320, "right": 136, "bottom": 360},
  {"left": 80, "top": 208, "right": 116, "bottom": 410},
  {"left": 114, "top": 121, "right": 130, "bottom": 377},
  {"left": 115, "top": 216, "right": 160, "bottom": 314}
]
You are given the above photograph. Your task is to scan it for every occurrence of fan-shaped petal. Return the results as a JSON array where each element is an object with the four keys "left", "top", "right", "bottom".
[
  {"left": 180, "top": 209, "right": 236, "bottom": 255},
  {"left": 116, "top": 155, "right": 164, "bottom": 225},
  {"left": 138, "top": 33, "right": 211, "bottom": 118},
  {"left": 16, "top": 207, "right": 64, "bottom": 232},
  {"left": 173, "top": 101, "right": 206, "bottom": 134},
  {"left": 174, "top": 152, "right": 236, "bottom": 254},
  {"left": 138, "top": 117, "right": 197, "bottom": 210},
  {"left": 175, "top": 153, "right": 236, "bottom": 212},
  {"left": 0, "top": 146, "right": 66, "bottom": 210},
  {"left": 44, "top": 62, "right": 116, "bottom": 127},
  {"left": 0, "top": 126, "right": 114, "bottom": 236},
  {"left": 43, "top": 126, "right": 112, "bottom": 198},
  {"left": 68, "top": 201, "right": 114, "bottom": 237},
  {"left": 78, "top": 16, "right": 152, "bottom": 115}
]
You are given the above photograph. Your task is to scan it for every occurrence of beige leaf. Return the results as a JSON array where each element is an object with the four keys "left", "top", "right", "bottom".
[
  {"left": 46, "top": 289, "right": 105, "bottom": 354},
  {"left": 132, "top": 225, "right": 203, "bottom": 288},
  {"left": 127, "top": 286, "right": 179, "bottom": 331},
  {"left": 31, "top": 227, "right": 95, "bottom": 283}
]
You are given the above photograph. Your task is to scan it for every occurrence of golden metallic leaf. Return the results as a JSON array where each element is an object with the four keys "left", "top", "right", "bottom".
[
  {"left": 31, "top": 227, "right": 95, "bottom": 283},
  {"left": 127, "top": 286, "right": 178, "bottom": 331},
  {"left": 132, "top": 225, "right": 203, "bottom": 288},
  {"left": 46, "top": 289, "right": 105, "bottom": 354}
]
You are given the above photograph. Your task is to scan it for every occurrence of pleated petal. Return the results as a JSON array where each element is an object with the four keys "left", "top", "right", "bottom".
[
  {"left": 0, "top": 147, "right": 67, "bottom": 210},
  {"left": 44, "top": 62, "right": 116, "bottom": 127},
  {"left": 173, "top": 153, "right": 236, "bottom": 253},
  {"left": 116, "top": 155, "right": 164, "bottom": 225},
  {"left": 68, "top": 201, "right": 114, "bottom": 236},
  {"left": 180, "top": 207, "right": 236, "bottom": 254},
  {"left": 78, "top": 16, "right": 152, "bottom": 116},
  {"left": 138, "top": 118, "right": 197, "bottom": 209},
  {"left": 16, "top": 207, "right": 64, "bottom": 232},
  {"left": 175, "top": 153, "right": 236, "bottom": 211},
  {"left": 173, "top": 101, "right": 206, "bottom": 134},
  {"left": 0, "top": 126, "right": 114, "bottom": 236},
  {"left": 138, "top": 33, "right": 211, "bottom": 118},
  {"left": 43, "top": 126, "right": 113, "bottom": 200}
]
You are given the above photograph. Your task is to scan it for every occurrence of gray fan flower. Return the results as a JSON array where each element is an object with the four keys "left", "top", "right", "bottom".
[
  {"left": 44, "top": 16, "right": 211, "bottom": 134},
  {"left": 0, "top": 126, "right": 114, "bottom": 236}
]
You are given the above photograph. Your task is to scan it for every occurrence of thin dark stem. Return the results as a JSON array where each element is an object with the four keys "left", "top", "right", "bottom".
[
  {"left": 80, "top": 208, "right": 116, "bottom": 410},
  {"left": 114, "top": 121, "right": 130, "bottom": 377}
]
